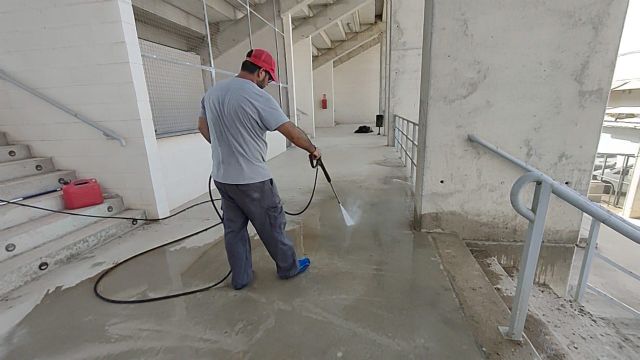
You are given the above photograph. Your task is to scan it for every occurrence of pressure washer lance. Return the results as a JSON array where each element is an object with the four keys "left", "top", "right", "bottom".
[{"left": 310, "top": 156, "right": 355, "bottom": 226}]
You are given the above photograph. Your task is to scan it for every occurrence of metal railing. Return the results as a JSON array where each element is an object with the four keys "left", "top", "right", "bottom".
[
  {"left": 468, "top": 134, "right": 640, "bottom": 341},
  {"left": 0, "top": 68, "right": 126, "bottom": 146},
  {"left": 393, "top": 114, "right": 419, "bottom": 185},
  {"left": 589, "top": 152, "right": 636, "bottom": 208}
]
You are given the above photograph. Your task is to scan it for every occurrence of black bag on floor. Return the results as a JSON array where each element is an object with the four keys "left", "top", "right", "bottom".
[{"left": 354, "top": 125, "right": 373, "bottom": 133}]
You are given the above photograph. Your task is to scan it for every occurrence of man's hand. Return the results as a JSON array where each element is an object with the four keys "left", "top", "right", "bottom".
[{"left": 310, "top": 147, "right": 321, "bottom": 160}]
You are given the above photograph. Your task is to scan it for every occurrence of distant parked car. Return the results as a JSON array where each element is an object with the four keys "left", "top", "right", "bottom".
[
  {"left": 592, "top": 157, "right": 617, "bottom": 172},
  {"left": 592, "top": 164, "right": 633, "bottom": 195}
]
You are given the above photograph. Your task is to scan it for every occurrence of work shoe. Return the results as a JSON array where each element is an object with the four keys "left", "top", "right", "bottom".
[
  {"left": 279, "top": 258, "right": 311, "bottom": 280},
  {"left": 296, "top": 257, "right": 311, "bottom": 275}
]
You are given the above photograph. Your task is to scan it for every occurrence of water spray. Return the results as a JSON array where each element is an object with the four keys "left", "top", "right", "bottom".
[{"left": 310, "top": 157, "right": 355, "bottom": 226}]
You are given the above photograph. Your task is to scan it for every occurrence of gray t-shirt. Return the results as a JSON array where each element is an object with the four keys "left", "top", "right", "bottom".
[{"left": 200, "top": 77, "right": 289, "bottom": 184}]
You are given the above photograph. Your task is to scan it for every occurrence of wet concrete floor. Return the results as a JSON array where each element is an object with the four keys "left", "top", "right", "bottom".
[{"left": 0, "top": 126, "right": 483, "bottom": 359}]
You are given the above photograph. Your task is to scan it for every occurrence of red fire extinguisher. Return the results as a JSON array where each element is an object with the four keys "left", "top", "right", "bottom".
[{"left": 321, "top": 94, "right": 328, "bottom": 110}]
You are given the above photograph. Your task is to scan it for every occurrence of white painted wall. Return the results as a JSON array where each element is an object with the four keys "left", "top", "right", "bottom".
[
  {"left": 157, "top": 135, "right": 211, "bottom": 209},
  {"left": 0, "top": 0, "right": 169, "bottom": 217},
  {"left": 293, "top": 38, "right": 315, "bottom": 137},
  {"left": 334, "top": 44, "right": 380, "bottom": 125},
  {"left": 312, "top": 63, "right": 334, "bottom": 128}
]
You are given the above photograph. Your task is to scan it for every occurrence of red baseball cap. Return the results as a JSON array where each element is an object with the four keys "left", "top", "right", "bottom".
[{"left": 246, "top": 48, "right": 278, "bottom": 83}]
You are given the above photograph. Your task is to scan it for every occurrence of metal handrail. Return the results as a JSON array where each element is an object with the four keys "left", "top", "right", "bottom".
[
  {"left": 393, "top": 114, "right": 419, "bottom": 185},
  {"left": 469, "top": 134, "right": 640, "bottom": 242},
  {"left": 396, "top": 126, "right": 418, "bottom": 146},
  {"left": 0, "top": 68, "right": 126, "bottom": 146},
  {"left": 468, "top": 133, "right": 640, "bottom": 340},
  {"left": 394, "top": 114, "right": 419, "bottom": 126}
]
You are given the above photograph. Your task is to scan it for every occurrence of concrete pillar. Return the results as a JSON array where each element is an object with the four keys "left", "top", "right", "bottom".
[
  {"left": 313, "top": 63, "right": 335, "bottom": 128},
  {"left": 282, "top": 13, "right": 299, "bottom": 124},
  {"left": 416, "top": 0, "right": 629, "bottom": 295},
  {"left": 387, "top": 0, "right": 425, "bottom": 146},
  {"left": 293, "top": 37, "right": 315, "bottom": 137}
]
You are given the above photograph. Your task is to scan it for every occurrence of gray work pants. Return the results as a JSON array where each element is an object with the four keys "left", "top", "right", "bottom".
[{"left": 214, "top": 179, "right": 298, "bottom": 289}]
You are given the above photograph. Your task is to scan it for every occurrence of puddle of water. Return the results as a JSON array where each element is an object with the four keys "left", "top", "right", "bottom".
[{"left": 96, "top": 226, "right": 306, "bottom": 302}]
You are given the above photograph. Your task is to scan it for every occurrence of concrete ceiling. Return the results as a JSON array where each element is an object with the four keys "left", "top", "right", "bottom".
[
  {"left": 131, "top": 0, "right": 384, "bottom": 61},
  {"left": 289, "top": 0, "right": 383, "bottom": 58}
]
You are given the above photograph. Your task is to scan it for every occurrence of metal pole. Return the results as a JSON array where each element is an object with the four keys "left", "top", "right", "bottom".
[
  {"left": 202, "top": 0, "right": 216, "bottom": 85},
  {"left": 272, "top": 0, "right": 283, "bottom": 107},
  {"left": 499, "top": 180, "right": 552, "bottom": 341},
  {"left": 411, "top": 123, "right": 416, "bottom": 184},
  {"left": 574, "top": 219, "right": 600, "bottom": 302},
  {"left": 246, "top": 0, "right": 254, "bottom": 48},
  {"left": 616, "top": 155, "right": 630, "bottom": 206},
  {"left": 282, "top": 13, "right": 297, "bottom": 124},
  {"left": 384, "top": 0, "right": 393, "bottom": 144}
]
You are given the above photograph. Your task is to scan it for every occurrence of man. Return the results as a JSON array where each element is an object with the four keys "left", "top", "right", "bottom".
[{"left": 198, "top": 49, "right": 321, "bottom": 290}]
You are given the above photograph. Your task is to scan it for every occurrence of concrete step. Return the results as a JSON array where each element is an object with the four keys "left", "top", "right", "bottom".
[
  {"left": 0, "top": 132, "right": 7, "bottom": 146},
  {"left": 0, "top": 191, "right": 64, "bottom": 231},
  {"left": 0, "top": 170, "right": 75, "bottom": 200},
  {"left": 0, "top": 157, "right": 55, "bottom": 182},
  {"left": 0, "top": 209, "right": 145, "bottom": 295},
  {"left": 0, "top": 144, "right": 31, "bottom": 163},
  {"left": 0, "top": 195, "right": 126, "bottom": 262},
  {"left": 430, "top": 232, "right": 541, "bottom": 359}
]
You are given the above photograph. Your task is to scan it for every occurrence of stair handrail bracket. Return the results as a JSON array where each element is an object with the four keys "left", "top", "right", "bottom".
[
  {"left": 468, "top": 134, "right": 640, "bottom": 341},
  {"left": 0, "top": 68, "right": 126, "bottom": 146}
]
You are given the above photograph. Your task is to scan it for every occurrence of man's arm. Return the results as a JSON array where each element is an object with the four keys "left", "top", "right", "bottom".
[
  {"left": 198, "top": 116, "right": 211, "bottom": 143},
  {"left": 276, "top": 121, "right": 321, "bottom": 159}
]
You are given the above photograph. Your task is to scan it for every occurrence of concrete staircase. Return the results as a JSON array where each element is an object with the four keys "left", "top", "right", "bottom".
[{"left": 0, "top": 132, "right": 144, "bottom": 295}]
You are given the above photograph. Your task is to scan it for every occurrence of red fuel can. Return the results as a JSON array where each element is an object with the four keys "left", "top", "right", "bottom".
[{"left": 62, "top": 179, "right": 104, "bottom": 210}]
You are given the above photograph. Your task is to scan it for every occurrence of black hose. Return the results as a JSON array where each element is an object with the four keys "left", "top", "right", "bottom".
[
  {"left": 93, "top": 170, "right": 319, "bottom": 303},
  {"left": 284, "top": 167, "right": 319, "bottom": 216},
  {"left": 92, "top": 176, "right": 229, "bottom": 304},
  {"left": 3, "top": 169, "right": 320, "bottom": 303},
  {"left": 0, "top": 197, "right": 220, "bottom": 224}
]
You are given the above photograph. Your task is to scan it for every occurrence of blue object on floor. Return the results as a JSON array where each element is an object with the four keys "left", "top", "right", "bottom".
[{"left": 296, "top": 257, "right": 311, "bottom": 275}]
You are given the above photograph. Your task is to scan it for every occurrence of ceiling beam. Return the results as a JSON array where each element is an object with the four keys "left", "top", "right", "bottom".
[
  {"left": 212, "top": 0, "right": 308, "bottom": 57},
  {"left": 300, "top": 5, "right": 314, "bottom": 17},
  {"left": 292, "top": 0, "right": 371, "bottom": 43},
  {"left": 333, "top": 33, "right": 381, "bottom": 68},
  {"left": 352, "top": 10, "right": 361, "bottom": 32},
  {"left": 206, "top": 0, "right": 241, "bottom": 20},
  {"left": 336, "top": 21, "right": 347, "bottom": 40},
  {"left": 318, "top": 30, "right": 333, "bottom": 48},
  {"left": 279, "top": 0, "right": 316, "bottom": 16},
  {"left": 132, "top": 0, "right": 206, "bottom": 35},
  {"left": 312, "top": 21, "right": 384, "bottom": 69}
]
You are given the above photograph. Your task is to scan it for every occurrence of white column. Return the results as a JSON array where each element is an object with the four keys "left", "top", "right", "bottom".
[
  {"left": 282, "top": 13, "right": 298, "bottom": 125},
  {"left": 293, "top": 37, "right": 316, "bottom": 137}
]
